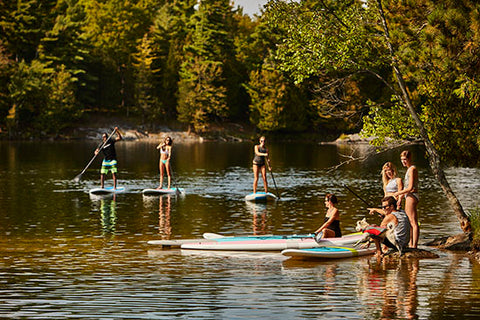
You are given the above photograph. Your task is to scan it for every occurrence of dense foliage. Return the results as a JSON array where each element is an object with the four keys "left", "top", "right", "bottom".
[{"left": 0, "top": 0, "right": 479, "bottom": 166}]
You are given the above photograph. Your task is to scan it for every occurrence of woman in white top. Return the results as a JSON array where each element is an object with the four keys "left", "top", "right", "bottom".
[
  {"left": 156, "top": 136, "right": 173, "bottom": 189},
  {"left": 382, "top": 162, "right": 403, "bottom": 210},
  {"left": 394, "top": 150, "right": 419, "bottom": 249}
]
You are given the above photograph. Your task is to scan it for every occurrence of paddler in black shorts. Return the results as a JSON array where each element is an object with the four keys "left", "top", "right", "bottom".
[{"left": 252, "top": 136, "right": 270, "bottom": 194}]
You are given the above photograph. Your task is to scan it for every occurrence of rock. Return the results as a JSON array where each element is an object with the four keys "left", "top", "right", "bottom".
[
  {"left": 382, "top": 247, "right": 439, "bottom": 259},
  {"left": 424, "top": 233, "right": 472, "bottom": 251}
]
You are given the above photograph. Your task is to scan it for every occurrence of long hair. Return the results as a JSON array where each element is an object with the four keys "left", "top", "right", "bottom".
[{"left": 381, "top": 162, "right": 398, "bottom": 187}]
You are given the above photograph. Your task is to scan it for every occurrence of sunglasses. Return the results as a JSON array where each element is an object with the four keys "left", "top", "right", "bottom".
[{"left": 382, "top": 205, "right": 392, "bottom": 209}]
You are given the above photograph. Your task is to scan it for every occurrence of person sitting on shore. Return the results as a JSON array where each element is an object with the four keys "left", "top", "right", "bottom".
[{"left": 369, "top": 196, "right": 410, "bottom": 257}]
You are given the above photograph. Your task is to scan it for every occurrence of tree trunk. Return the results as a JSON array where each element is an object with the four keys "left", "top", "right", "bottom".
[{"left": 376, "top": 0, "right": 471, "bottom": 235}]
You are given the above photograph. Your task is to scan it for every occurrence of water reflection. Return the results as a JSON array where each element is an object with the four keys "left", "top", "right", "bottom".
[
  {"left": 158, "top": 195, "right": 172, "bottom": 239},
  {"left": 245, "top": 202, "right": 268, "bottom": 235},
  {"left": 90, "top": 194, "right": 117, "bottom": 235},
  {"left": 361, "top": 258, "right": 419, "bottom": 319}
]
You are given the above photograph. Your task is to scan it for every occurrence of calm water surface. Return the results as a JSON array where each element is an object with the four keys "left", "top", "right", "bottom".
[{"left": 1, "top": 140, "right": 480, "bottom": 319}]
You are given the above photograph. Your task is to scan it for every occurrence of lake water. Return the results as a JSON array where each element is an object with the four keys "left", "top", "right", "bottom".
[{"left": 1, "top": 140, "right": 480, "bottom": 319}]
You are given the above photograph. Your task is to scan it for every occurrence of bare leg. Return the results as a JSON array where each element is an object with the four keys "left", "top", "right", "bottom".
[
  {"left": 260, "top": 166, "right": 268, "bottom": 193},
  {"left": 166, "top": 163, "right": 172, "bottom": 189},
  {"left": 322, "top": 229, "right": 335, "bottom": 239},
  {"left": 158, "top": 162, "right": 164, "bottom": 189},
  {"left": 100, "top": 174, "right": 105, "bottom": 188},
  {"left": 112, "top": 172, "right": 117, "bottom": 189},
  {"left": 405, "top": 195, "right": 419, "bottom": 248},
  {"left": 253, "top": 165, "right": 259, "bottom": 193}
]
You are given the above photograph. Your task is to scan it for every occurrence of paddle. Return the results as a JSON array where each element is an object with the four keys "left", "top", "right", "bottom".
[
  {"left": 169, "top": 161, "right": 181, "bottom": 195},
  {"left": 343, "top": 184, "right": 373, "bottom": 207},
  {"left": 266, "top": 159, "right": 280, "bottom": 199},
  {"left": 73, "top": 128, "right": 116, "bottom": 182},
  {"left": 343, "top": 184, "right": 384, "bottom": 218}
]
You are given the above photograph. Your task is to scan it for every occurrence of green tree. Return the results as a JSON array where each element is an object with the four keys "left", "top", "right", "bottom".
[
  {"left": 0, "top": 0, "right": 57, "bottom": 62},
  {"left": 246, "top": 66, "right": 308, "bottom": 132},
  {"left": 80, "top": 0, "right": 159, "bottom": 111},
  {"left": 264, "top": 0, "right": 475, "bottom": 234},
  {"left": 132, "top": 33, "right": 160, "bottom": 125},
  {"left": 177, "top": 0, "right": 234, "bottom": 131}
]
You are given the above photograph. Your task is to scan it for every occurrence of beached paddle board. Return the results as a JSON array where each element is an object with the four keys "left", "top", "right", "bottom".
[
  {"left": 142, "top": 187, "right": 185, "bottom": 196},
  {"left": 89, "top": 186, "right": 125, "bottom": 195},
  {"left": 281, "top": 246, "right": 376, "bottom": 259},
  {"left": 245, "top": 192, "right": 277, "bottom": 202},
  {"left": 180, "top": 232, "right": 363, "bottom": 251}
]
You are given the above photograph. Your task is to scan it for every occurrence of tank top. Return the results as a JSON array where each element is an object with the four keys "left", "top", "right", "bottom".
[
  {"left": 253, "top": 146, "right": 267, "bottom": 165},
  {"left": 392, "top": 211, "right": 410, "bottom": 249},
  {"left": 385, "top": 178, "right": 399, "bottom": 194},
  {"left": 404, "top": 165, "right": 419, "bottom": 199}
]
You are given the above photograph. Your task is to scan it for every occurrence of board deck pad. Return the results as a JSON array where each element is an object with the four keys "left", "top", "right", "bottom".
[
  {"left": 281, "top": 246, "right": 376, "bottom": 259},
  {"left": 245, "top": 192, "right": 277, "bottom": 202},
  {"left": 89, "top": 186, "right": 125, "bottom": 195}
]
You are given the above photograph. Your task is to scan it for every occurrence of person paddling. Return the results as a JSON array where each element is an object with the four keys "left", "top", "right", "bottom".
[
  {"left": 252, "top": 136, "right": 270, "bottom": 194},
  {"left": 95, "top": 127, "right": 122, "bottom": 189}
]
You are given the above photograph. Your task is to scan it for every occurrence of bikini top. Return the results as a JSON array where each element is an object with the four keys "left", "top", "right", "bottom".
[
  {"left": 160, "top": 147, "right": 170, "bottom": 156},
  {"left": 385, "top": 178, "right": 399, "bottom": 193}
]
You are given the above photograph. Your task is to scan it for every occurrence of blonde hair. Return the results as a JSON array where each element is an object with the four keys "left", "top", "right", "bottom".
[{"left": 381, "top": 162, "right": 398, "bottom": 187}]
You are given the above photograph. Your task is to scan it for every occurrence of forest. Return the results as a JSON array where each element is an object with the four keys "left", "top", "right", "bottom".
[{"left": 1, "top": 0, "right": 479, "bottom": 166}]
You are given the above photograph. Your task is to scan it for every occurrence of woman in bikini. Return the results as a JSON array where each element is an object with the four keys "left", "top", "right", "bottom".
[
  {"left": 156, "top": 136, "right": 173, "bottom": 189},
  {"left": 314, "top": 193, "right": 342, "bottom": 239},
  {"left": 394, "top": 150, "right": 419, "bottom": 248},
  {"left": 382, "top": 162, "right": 403, "bottom": 209},
  {"left": 252, "top": 136, "right": 270, "bottom": 194}
]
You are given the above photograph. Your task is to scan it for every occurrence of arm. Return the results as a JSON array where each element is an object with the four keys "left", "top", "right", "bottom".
[
  {"left": 315, "top": 208, "right": 339, "bottom": 234},
  {"left": 114, "top": 127, "right": 123, "bottom": 141},
  {"left": 396, "top": 178, "right": 404, "bottom": 209},
  {"left": 394, "top": 167, "right": 417, "bottom": 197},
  {"left": 368, "top": 208, "right": 385, "bottom": 218},
  {"left": 254, "top": 145, "right": 268, "bottom": 157}
]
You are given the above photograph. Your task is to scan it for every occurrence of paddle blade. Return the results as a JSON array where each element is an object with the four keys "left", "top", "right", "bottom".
[{"left": 73, "top": 173, "right": 82, "bottom": 182}]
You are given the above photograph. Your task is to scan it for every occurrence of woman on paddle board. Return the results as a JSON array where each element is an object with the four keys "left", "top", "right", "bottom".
[
  {"left": 394, "top": 150, "right": 419, "bottom": 249},
  {"left": 252, "top": 136, "right": 270, "bottom": 194},
  {"left": 156, "top": 136, "right": 173, "bottom": 189},
  {"left": 95, "top": 127, "right": 123, "bottom": 189},
  {"left": 314, "top": 193, "right": 342, "bottom": 238}
]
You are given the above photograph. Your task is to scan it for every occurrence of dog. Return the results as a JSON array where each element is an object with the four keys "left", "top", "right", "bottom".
[{"left": 354, "top": 218, "right": 403, "bottom": 256}]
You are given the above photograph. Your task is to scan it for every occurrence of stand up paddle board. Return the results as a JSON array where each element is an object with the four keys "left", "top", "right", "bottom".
[
  {"left": 180, "top": 232, "right": 364, "bottom": 251},
  {"left": 147, "top": 237, "right": 207, "bottom": 248},
  {"left": 245, "top": 192, "right": 277, "bottom": 202},
  {"left": 281, "top": 246, "right": 376, "bottom": 259},
  {"left": 89, "top": 186, "right": 125, "bottom": 195},
  {"left": 142, "top": 187, "right": 185, "bottom": 195}
]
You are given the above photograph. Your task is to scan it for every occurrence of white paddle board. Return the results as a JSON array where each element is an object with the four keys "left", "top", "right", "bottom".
[
  {"left": 281, "top": 246, "right": 376, "bottom": 259},
  {"left": 245, "top": 192, "right": 277, "bottom": 202},
  {"left": 142, "top": 187, "right": 185, "bottom": 195},
  {"left": 181, "top": 233, "right": 364, "bottom": 251},
  {"left": 89, "top": 186, "right": 125, "bottom": 195}
]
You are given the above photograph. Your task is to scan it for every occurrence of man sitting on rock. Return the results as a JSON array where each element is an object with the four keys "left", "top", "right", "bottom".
[{"left": 369, "top": 196, "right": 411, "bottom": 257}]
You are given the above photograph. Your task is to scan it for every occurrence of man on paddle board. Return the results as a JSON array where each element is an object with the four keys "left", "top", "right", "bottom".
[{"left": 95, "top": 127, "right": 123, "bottom": 189}]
